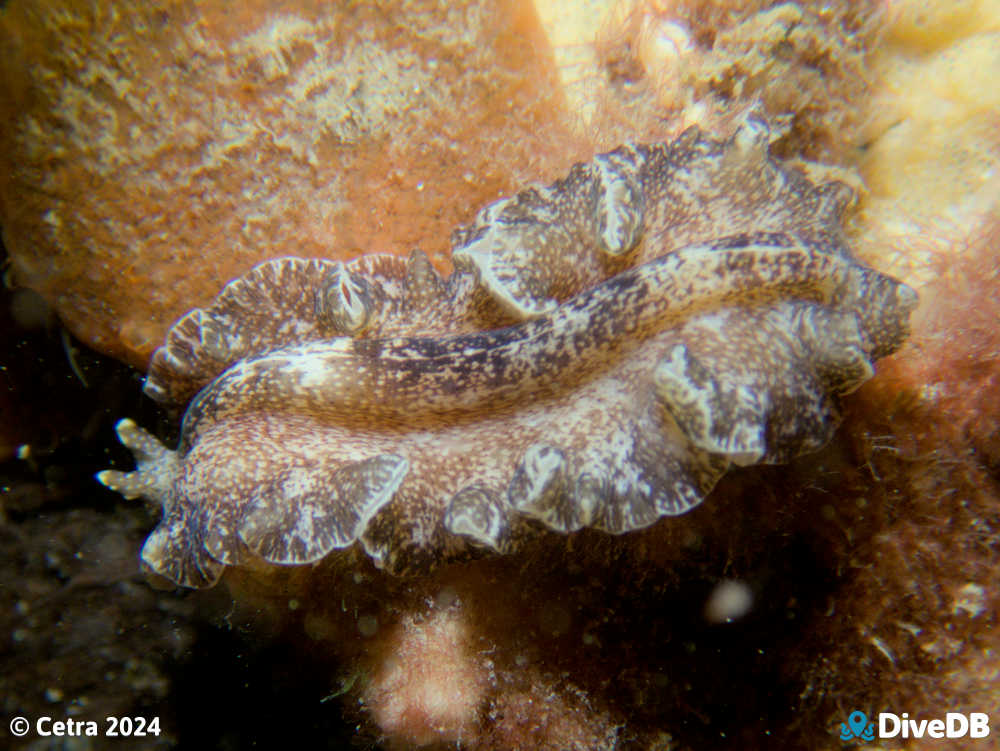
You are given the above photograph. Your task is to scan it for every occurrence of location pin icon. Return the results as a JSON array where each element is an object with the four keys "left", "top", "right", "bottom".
[{"left": 848, "top": 711, "right": 868, "bottom": 737}]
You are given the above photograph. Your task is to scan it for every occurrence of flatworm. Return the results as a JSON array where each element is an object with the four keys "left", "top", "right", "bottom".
[{"left": 98, "top": 117, "right": 916, "bottom": 588}]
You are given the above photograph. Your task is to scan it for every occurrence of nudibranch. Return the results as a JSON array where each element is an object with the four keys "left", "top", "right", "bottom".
[{"left": 98, "top": 117, "right": 916, "bottom": 588}]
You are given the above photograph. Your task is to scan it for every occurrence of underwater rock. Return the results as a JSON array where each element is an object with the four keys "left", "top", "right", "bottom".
[
  {"left": 581, "top": 0, "right": 886, "bottom": 161},
  {"left": 0, "top": 0, "right": 573, "bottom": 368}
]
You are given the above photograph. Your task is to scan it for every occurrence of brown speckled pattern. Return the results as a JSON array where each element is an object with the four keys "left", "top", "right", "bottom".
[{"left": 98, "top": 118, "right": 916, "bottom": 588}]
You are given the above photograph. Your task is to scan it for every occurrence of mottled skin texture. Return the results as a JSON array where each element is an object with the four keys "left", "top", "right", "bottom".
[
  {"left": 98, "top": 119, "right": 915, "bottom": 588},
  {"left": 450, "top": 117, "right": 856, "bottom": 317}
]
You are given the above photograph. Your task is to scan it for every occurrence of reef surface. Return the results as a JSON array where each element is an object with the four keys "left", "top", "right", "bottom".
[{"left": 2, "top": 1, "right": 998, "bottom": 749}]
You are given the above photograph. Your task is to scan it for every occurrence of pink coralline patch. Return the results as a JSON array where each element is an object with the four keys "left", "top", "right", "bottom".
[
  {"left": 365, "top": 602, "right": 490, "bottom": 747},
  {"left": 781, "top": 207, "right": 1000, "bottom": 745},
  {"left": 850, "top": 208, "right": 1000, "bottom": 467},
  {"left": 892, "top": 215, "right": 1000, "bottom": 462}
]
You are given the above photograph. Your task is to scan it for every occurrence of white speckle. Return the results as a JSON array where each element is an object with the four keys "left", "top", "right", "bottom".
[
  {"left": 953, "top": 582, "right": 987, "bottom": 618},
  {"left": 704, "top": 579, "right": 754, "bottom": 624},
  {"left": 637, "top": 16, "right": 694, "bottom": 79},
  {"left": 870, "top": 635, "right": 896, "bottom": 666}
]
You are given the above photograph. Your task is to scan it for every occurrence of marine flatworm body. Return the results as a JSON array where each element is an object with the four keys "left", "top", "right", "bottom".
[{"left": 98, "top": 118, "right": 916, "bottom": 588}]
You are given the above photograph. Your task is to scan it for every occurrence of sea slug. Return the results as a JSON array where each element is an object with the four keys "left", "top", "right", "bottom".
[{"left": 98, "top": 117, "right": 916, "bottom": 588}]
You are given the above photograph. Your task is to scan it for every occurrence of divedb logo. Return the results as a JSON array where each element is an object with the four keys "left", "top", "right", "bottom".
[{"left": 838, "top": 710, "right": 990, "bottom": 742}]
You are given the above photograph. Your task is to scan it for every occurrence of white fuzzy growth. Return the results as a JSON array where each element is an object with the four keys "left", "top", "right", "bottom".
[{"left": 367, "top": 608, "right": 488, "bottom": 746}]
